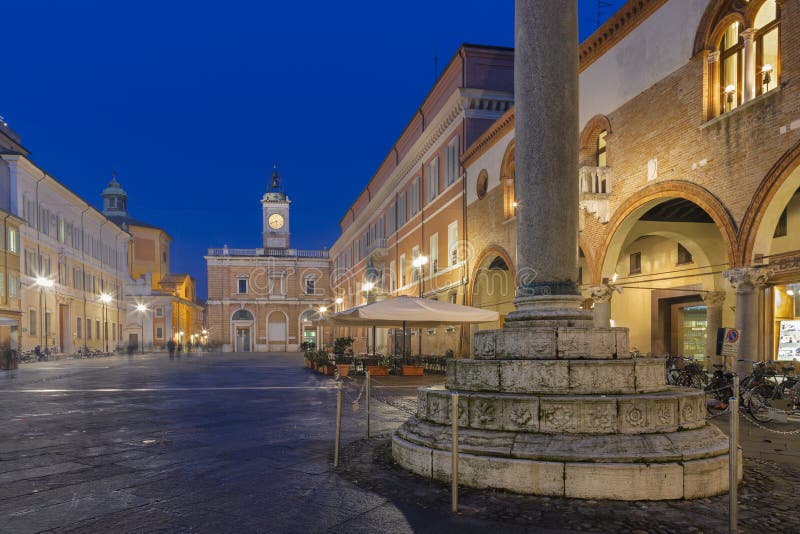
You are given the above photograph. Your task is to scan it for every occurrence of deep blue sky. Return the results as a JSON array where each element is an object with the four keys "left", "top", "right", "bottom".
[{"left": 1, "top": 0, "right": 624, "bottom": 300}]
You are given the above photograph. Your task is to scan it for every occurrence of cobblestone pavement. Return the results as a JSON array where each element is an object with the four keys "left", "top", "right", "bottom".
[{"left": 1, "top": 353, "right": 798, "bottom": 533}]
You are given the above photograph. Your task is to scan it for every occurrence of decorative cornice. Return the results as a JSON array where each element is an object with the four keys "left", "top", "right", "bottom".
[
  {"left": 461, "top": 107, "right": 515, "bottom": 167},
  {"left": 579, "top": 0, "right": 670, "bottom": 71}
]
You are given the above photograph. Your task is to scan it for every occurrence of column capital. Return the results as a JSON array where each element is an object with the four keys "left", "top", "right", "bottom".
[
  {"left": 741, "top": 27, "right": 757, "bottom": 41},
  {"left": 589, "top": 284, "right": 619, "bottom": 304},
  {"left": 701, "top": 290, "right": 726, "bottom": 308},
  {"left": 707, "top": 50, "right": 720, "bottom": 63},
  {"left": 723, "top": 267, "right": 772, "bottom": 291}
]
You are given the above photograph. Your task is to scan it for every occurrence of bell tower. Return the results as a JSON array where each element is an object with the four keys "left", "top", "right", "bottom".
[{"left": 261, "top": 163, "right": 291, "bottom": 249}]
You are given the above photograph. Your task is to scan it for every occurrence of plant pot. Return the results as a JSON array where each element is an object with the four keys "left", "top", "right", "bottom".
[
  {"left": 304, "top": 358, "right": 313, "bottom": 368},
  {"left": 401, "top": 365, "right": 424, "bottom": 376},
  {"left": 365, "top": 365, "right": 389, "bottom": 376},
  {"left": 317, "top": 363, "right": 335, "bottom": 376},
  {"left": 336, "top": 364, "right": 351, "bottom": 377}
]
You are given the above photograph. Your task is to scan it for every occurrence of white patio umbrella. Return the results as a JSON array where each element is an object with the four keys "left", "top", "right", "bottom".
[{"left": 325, "top": 296, "right": 498, "bottom": 357}]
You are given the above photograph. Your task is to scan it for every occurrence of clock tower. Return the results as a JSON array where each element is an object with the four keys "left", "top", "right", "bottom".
[{"left": 261, "top": 164, "right": 291, "bottom": 249}]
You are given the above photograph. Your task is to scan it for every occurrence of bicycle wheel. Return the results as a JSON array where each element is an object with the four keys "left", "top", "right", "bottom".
[{"left": 747, "top": 383, "right": 776, "bottom": 423}]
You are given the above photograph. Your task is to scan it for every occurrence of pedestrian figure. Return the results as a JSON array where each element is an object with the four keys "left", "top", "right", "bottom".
[
  {"left": 34, "top": 345, "right": 44, "bottom": 362},
  {"left": 167, "top": 339, "right": 176, "bottom": 359}
]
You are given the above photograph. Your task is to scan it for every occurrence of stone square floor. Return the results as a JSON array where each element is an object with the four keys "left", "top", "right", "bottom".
[{"left": 0, "top": 352, "right": 798, "bottom": 533}]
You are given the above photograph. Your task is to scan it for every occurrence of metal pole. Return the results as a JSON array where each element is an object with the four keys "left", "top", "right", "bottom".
[
  {"left": 44, "top": 290, "right": 48, "bottom": 353},
  {"left": 452, "top": 392, "right": 459, "bottom": 513},
  {"left": 372, "top": 325, "right": 376, "bottom": 355},
  {"left": 729, "top": 374, "right": 739, "bottom": 534},
  {"left": 140, "top": 315, "right": 144, "bottom": 354},
  {"left": 334, "top": 380, "right": 343, "bottom": 467},
  {"left": 366, "top": 371, "right": 371, "bottom": 439}
]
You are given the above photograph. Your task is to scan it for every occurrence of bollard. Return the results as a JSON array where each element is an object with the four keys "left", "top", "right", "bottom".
[
  {"left": 366, "top": 371, "right": 371, "bottom": 439},
  {"left": 334, "top": 380, "right": 343, "bottom": 468},
  {"left": 729, "top": 374, "right": 739, "bottom": 534},
  {"left": 452, "top": 392, "right": 459, "bottom": 513}
]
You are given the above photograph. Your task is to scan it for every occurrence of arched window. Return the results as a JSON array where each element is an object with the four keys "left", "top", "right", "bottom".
[
  {"left": 501, "top": 142, "right": 516, "bottom": 220},
  {"left": 754, "top": 0, "right": 779, "bottom": 94},
  {"left": 232, "top": 309, "right": 254, "bottom": 321},
  {"left": 719, "top": 22, "right": 742, "bottom": 112}
]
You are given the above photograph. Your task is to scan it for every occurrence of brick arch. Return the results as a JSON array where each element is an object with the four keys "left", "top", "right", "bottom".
[
  {"left": 744, "top": 0, "right": 780, "bottom": 28},
  {"left": 738, "top": 137, "right": 800, "bottom": 265},
  {"left": 466, "top": 245, "right": 515, "bottom": 306},
  {"left": 693, "top": 0, "right": 747, "bottom": 56},
  {"left": 597, "top": 181, "right": 738, "bottom": 277},
  {"left": 579, "top": 236, "right": 600, "bottom": 286},
  {"left": 500, "top": 140, "right": 516, "bottom": 219},
  {"left": 579, "top": 114, "right": 612, "bottom": 167}
]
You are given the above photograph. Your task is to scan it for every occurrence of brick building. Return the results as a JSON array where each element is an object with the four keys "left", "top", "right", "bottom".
[
  {"left": 462, "top": 0, "right": 799, "bottom": 365},
  {"left": 328, "top": 44, "right": 514, "bottom": 355},
  {"left": 205, "top": 167, "right": 330, "bottom": 352}
]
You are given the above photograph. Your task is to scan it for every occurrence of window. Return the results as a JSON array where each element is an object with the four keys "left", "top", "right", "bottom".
[
  {"left": 629, "top": 252, "right": 642, "bottom": 275},
  {"left": 444, "top": 136, "right": 460, "bottom": 186},
  {"left": 29, "top": 309, "right": 37, "bottom": 336},
  {"left": 76, "top": 317, "right": 82, "bottom": 339},
  {"left": 7, "top": 228, "right": 18, "bottom": 253},
  {"left": 448, "top": 221, "right": 458, "bottom": 266},
  {"left": 427, "top": 158, "right": 440, "bottom": 202},
  {"left": 389, "top": 260, "right": 396, "bottom": 292},
  {"left": 305, "top": 278, "right": 316, "bottom": 295},
  {"left": 237, "top": 278, "right": 248, "bottom": 294},
  {"left": 430, "top": 233, "right": 439, "bottom": 273},
  {"left": 719, "top": 22, "right": 742, "bottom": 112},
  {"left": 58, "top": 217, "right": 66, "bottom": 243},
  {"left": 45, "top": 312, "right": 52, "bottom": 337},
  {"left": 409, "top": 177, "right": 419, "bottom": 216},
  {"left": 155, "top": 306, "right": 164, "bottom": 318},
  {"left": 387, "top": 203, "right": 397, "bottom": 235},
  {"left": 118, "top": 324, "right": 122, "bottom": 341},
  {"left": 96, "top": 320, "right": 100, "bottom": 340},
  {"left": 755, "top": 0, "right": 780, "bottom": 95},
  {"left": 774, "top": 207, "right": 788, "bottom": 237},
  {"left": 87, "top": 318, "right": 92, "bottom": 340},
  {"left": 400, "top": 254, "right": 406, "bottom": 287},
  {"left": 397, "top": 191, "right": 407, "bottom": 227},
  {"left": 476, "top": 170, "right": 488, "bottom": 200},
  {"left": 677, "top": 244, "right": 693, "bottom": 265},
  {"left": 8, "top": 275, "right": 18, "bottom": 298},
  {"left": 156, "top": 327, "right": 164, "bottom": 339},
  {"left": 412, "top": 246, "right": 420, "bottom": 281},
  {"left": 596, "top": 130, "right": 608, "bottom": 168}
]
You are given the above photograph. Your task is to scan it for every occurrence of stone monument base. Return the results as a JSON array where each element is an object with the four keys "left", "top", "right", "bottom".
[{"left": 392, "top": 325, "right": 739, "bottom": 500}]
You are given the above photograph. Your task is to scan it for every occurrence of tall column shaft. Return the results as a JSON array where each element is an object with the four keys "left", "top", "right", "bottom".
[
  {"left": 590, "top": 284, "right": 616, "bottom": 328},
  {"left": 509, "top": 0, "right": 589, "bottom": 325},
  {"left": 725, "top": 268, "right": 771, "bottom": 375},
  {"left": 742, "top": 28, "right": 757, "bottom": 103}
]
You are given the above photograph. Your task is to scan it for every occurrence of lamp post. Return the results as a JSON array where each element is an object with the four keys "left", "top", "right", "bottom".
[
  {"left": 412, "top": 255, "right": 429, "bottom": 357},
  {"left": 100, "top": 293, "right": 112, "bottom": 353},
  {"left": 135, "top": 304, "right": 148, "bottom": 354},
  {"left": 318, "top": 306, "right": 328, "bottom": 350},
  {"left": 34, "top": 277, "right": 54, "bottom": 353}
]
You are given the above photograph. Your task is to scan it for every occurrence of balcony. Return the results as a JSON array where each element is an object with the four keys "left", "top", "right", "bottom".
[
  {"left": 366, "top": 238, "right": 389, "bottom": 259},
  {"left": 579, "top": 166, "right": 611, "bottom": 224},
  {"left": 207, "top": 247, "right": 329, "bottom": 259}
]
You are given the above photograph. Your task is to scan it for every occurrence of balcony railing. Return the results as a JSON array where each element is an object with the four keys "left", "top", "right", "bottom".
[
  {"left": 366, "top": 238, "right": 389, "bottom": 256},
  {"left": 579, "top": 166, "right": 611, "bottom": 194},
  {"left": 207, "top": 247, "right": 329, "bottom": 258}
]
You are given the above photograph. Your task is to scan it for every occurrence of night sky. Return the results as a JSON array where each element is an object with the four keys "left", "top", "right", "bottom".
[{"left": 1, "top": 0, "right": 625, "bottom": 300}]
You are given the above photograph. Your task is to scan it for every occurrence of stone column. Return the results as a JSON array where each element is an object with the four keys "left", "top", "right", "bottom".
[
  {"left": 589, "top": 284, "right": 617, "bottom": 328},
  {"left": 707, "top": 51, "right": 721, "bottom": 117},
  {"left": 701, "top": 290, "right": 726, "bottom": 365},
  {"left": 742, "top": 28, "right": 757, "bottom": 103},
  {"left": 507, "top": 0, "right": 591, "bottom": 325},
  {"left": 724, "top": 268, "right": 771, "bottom": 376}
]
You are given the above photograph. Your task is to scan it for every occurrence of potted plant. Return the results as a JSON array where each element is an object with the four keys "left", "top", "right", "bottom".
[
  {"left": 301, "top": 341, "right": 316, "bottom": 369},
  {"left": 402, "top": 357, "right": 425, "bottom": 376},
  {"left": 314, "top": 351, "right": 335, "bottom": 376},
  {"left": 335, "top": 353, "right": 353, "bottom": 377},
  {"left": 366, "top": 355, "right": 391, "bottom": 376}
]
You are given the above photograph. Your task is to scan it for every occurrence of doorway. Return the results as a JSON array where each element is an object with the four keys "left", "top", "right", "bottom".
[
  {"left": 236, "top": 327, "right": 251, "bottom": 352},
  {"left": 59, "top": 304, "right": 70, "bottom": 353}
]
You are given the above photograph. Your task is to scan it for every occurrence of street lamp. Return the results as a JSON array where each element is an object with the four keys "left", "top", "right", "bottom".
[
  {"left": 34, "top": 277, "right": 54, "bottom": 353},
  {"left": 318, "top": 305, "right": 328, "bottom": 349},
  {"left": 135, "top": 304, "right": 148, "bottom": 354},
  {"left": 100, "top": 293, "right": 112, "bottom": 353}
]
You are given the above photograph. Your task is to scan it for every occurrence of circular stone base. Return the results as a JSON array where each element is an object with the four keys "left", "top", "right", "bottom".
[{"left": 393, "top": 420, "right": 739, "bottom": 500}]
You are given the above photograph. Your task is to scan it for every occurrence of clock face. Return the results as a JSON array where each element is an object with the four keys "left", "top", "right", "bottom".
[{"left": 268, "top": 213, "right": 285, "bottom": 230}]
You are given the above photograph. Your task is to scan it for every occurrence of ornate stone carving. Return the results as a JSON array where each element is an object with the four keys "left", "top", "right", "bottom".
[
  {"left": 589, "top": 284, "right": 618, "bottom": 303},
  {"left": 723, "top": 267, "right": 773, "bottom": 291},
  {"left": 509, "top": 406, "right": 534, "bottom": 426},
  {"left": 584, "top": 403, "right": 615, "bottom": 433},
  {"left": 701, "top": 290, "right": 726, "bottom": 308},
  {"left": 473, "top": 399, "right": 497, "bottom": 425},
  {"left": 541, "top": 403, "right": 574, "bottom": 431},
  {"left": 624, "top": 404, "right": 647, "bottom": 428}
]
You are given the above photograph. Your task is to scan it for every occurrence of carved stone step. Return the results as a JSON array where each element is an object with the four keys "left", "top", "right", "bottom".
[
  {"left": 446, "top": 357, "right": 667, "bottom": 394},
  {"left": 417, "top": 386, "right": 706, "bottom": 434}
]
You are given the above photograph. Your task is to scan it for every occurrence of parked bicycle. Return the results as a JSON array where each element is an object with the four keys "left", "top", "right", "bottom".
[
  {"left": 744, "top": 363, "right": 799, "bottom": 423},
  {"left": 666, "top": 356, "right": 708, "bottom": 389}
]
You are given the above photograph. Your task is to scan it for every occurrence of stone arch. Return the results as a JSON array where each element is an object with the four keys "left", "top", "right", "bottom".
[
  {"left": 500, "top": 140, "right": 516, "bottom": 219},
  {"left": 738, "top": 138, "right": 800, "bottom": 264},
  {"left": 693, "top": 0, "right": 747, "bottom": 55},
  {"left": 579, "top": 114, "right": 612, "bottom": 167},
  {"left": 579, "top": 237, "right": 600, "bottom": 285},
  {"left": 467, "top": 245, "right": 516, "bottom": 306},
  {"left": 598, "top": 181, "right": 738, "bottom": 277},
  {"left": 744, "top": 0, "right": 777, "bottom": 28}
]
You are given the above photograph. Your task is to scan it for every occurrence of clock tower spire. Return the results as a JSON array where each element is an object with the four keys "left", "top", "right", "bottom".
[{"left": 261, "top": 163, "right": 291, "bottom": 249}]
